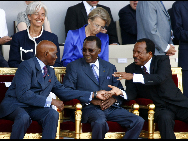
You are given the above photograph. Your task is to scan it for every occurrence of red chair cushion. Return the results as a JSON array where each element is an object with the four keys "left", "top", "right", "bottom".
[
  {"left": 0, "top": 119, "right": 42, "bottom": 133},
  {"left": 61, "top": 121, "right": 127, "bottom": 132}
]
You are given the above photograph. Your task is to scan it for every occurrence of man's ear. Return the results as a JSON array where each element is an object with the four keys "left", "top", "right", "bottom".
[
  {"left": 149, "top": 51, "right": 153, "bottom": 58},
  {"left": 44, "top": 51, "right": 49, "bottom": 57}
]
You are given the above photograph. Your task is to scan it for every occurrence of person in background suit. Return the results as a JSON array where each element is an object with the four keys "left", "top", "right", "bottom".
[
  {"left": 113, "top": 38, "right": 188, "bottom": 139},
  {"left": 0, "top": 40, "right": 112, "bottom": 139},
  {"left": 167, "top": 7, "right": 179, "bottom": 45},
  {"left": 8, "top": 1, "right": 61, "bottom": 68},
  {"left": 172, "top": 1, "right": 188, "bottom": 98},
  {"left": 0, "top": 8, "right": 11, "bottom": 67},
  {"left": 61, "top": 7, "right": 110, "bottom": 67},
  {"left": 118, "top": 1, "right": 138, "bottom": 45},
  {"left": 136, "top": 1, "right": 176, "bottom": 56},
  {"left": 63, "top": 36, "right": 144, "bottom": 139},
  {"left": 64, "top": 1, "right": 119, "bottom": 45}
]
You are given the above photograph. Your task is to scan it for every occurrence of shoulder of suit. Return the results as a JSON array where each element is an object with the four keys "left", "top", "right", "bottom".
[
  {"left": 67, "top": 2, "right": 84, "bottom": 10},
  {"left": 13, "top": 29, "right": 27, "bottom": 38},
  {"left": 125, "top": 62, "right": 135, "bottom": 71},
  {"left": 43, "top": 30, "right": 57, "bottom": 38},
  {"left": 99, "top": 58, "right": 115, "bottom": 68}
]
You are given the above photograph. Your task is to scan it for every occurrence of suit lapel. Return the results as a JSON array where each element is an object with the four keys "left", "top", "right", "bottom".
[
  {"left": 43, "top": 66, "right": 53, "bottom": 89},
  {"left": 80, "top": 2, "right": 88, "bottom": 23},
  {"left": 81, "top": 58, "right": 99, "bottom": 85},
  {"left": 150, "top": 56, "right": 156, "bottom": 74},
  {"left": 157, "top": 1, "right": 170, "bottom": 18},
  {"left": 33, "top": 57, "right": 45, "bottom": 89},
  {"left": 98, "top": 58, "right": 108, "bottom": 86}
]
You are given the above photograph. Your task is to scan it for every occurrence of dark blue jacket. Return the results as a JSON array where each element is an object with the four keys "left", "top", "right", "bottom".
[
  {"left": 118, "top": 4, "right": 137, "bottom": 45},
  {"left": 8, "top": 29, "right": 62, "bottom": 68}
]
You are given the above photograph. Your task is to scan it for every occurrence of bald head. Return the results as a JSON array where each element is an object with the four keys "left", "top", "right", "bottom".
[{"left": 36, "top": 40, "right": 58, "bottom": 66}]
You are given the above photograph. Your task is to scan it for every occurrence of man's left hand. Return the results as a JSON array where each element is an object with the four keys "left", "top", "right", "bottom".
[
  {"left": 112, "top": 72, "right": 133, "bottom": 80},
  {"left": 101, "top": 97, "right": 116, "bottom": 110},
  {"left": 108, "top": 85, "right": 123, "bottom": 96}
]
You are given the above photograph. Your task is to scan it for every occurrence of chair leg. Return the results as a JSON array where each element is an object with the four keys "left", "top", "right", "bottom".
[
  {"left": 56, "top": 111, "right": 61, "bottom": 139},
  {"left": 147, "top": 104, "right": 155, "bottom": 139},
  {"left": 75, "top": 103, "right": 82, "bottom": 139}
]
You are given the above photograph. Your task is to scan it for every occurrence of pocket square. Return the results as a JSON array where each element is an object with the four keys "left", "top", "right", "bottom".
[
  {"left": 106, "top": 76, "right": 110, "bottom": 79},
  {"left": 48, "top": 79, "right": 51, "bottom": 82}
]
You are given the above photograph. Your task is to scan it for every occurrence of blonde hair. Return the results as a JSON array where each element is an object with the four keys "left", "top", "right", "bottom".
[
  {"left": 26, "top": 1, "right": 47, "bottom": 16},
  {"left": 88, "top": 7, "right": 111, "bottom": 26}
]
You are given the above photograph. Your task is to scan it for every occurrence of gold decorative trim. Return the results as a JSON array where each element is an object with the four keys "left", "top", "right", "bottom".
[{"left": 0, "top": 68, "right": 17, "bottom": 75}]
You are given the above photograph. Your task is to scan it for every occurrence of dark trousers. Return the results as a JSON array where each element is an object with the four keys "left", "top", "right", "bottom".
[
  {"left": 87, "top": 106, "right": 144, "bottom": 139},
  {"left": 155, "top": 103, "right": 188, "bottom": 139},
  {"left": 5, "top": 107, "right": 59, "bottom": 139}
]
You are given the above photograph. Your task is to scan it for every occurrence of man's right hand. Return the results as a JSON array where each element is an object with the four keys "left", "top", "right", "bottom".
[
  {"left": 166, "top": 44, "right": 176, "bottom": 56},
  {"left": 92, "top": 90, "right": 112, "bottom": 101},
  {"left": 51, "top": 99, "right": 64, "bottom": 111}
]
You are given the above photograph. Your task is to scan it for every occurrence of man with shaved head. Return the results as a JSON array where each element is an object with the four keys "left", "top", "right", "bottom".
[{"left": 0, "top": 40, "right": 113, "bottom": 139}]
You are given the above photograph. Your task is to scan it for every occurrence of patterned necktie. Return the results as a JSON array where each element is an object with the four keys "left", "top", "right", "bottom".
[
  {"left": 90, "top": 6, "right": 94, "bottom": 13},
  {"left": 142, "top": 66, "right": 149, "bottom": 74},
  {"left": 91, "top": 64, "right": 99, "bottom": 82},
  {"left": 43, "top": 66, "right": 47, "bottom": 77}
]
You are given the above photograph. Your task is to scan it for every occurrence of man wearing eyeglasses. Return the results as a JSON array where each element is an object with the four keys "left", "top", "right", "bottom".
[{"left": 63, "top": 36, "right": 144, "bottom": 139}]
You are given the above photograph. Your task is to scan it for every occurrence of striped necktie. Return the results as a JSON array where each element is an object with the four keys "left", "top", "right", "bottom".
[
  {"left": 91, "top": 64, "right": 99, "bottom": 82},
  {"left": 43, "top": 66, "right": 47, "bottom": 77}
]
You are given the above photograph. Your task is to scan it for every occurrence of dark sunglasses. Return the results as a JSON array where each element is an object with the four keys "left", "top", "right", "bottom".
[{"left": 82, "top": 48, "right": 97, "bottom": 53}]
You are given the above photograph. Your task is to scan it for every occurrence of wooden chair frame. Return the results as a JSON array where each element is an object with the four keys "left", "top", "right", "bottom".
[
  {"left": 54, "top": 67, "right": 142, "bottom": 139},
  {"left": 0, "top": 67, "right": 61, "bottom": 139}
]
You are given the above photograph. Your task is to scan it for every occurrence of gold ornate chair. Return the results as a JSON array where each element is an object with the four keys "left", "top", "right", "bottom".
[
  {"left": 136, "top": 67, "right": 188, "bottom": 139},
  {"left": 0, "top": 68, "right": 61, "bottom": 139},
  {"left": 54, "top": 67, "right": 142, "bottom": 139}
]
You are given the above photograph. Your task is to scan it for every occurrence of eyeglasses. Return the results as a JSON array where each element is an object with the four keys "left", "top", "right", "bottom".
[
  {"left": 82, "top": 48, "right": 97, "bottom": 53},
  {"left": 33, "top": 12, "right": 46, "bottom": 17},
  {"left": 92, "top": 22, "right": 107, "bottom": 30}
]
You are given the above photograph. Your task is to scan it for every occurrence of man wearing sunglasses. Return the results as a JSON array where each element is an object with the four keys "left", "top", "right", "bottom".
[{"left": 63, "top": 36, "right": 144, "bottom": 139}]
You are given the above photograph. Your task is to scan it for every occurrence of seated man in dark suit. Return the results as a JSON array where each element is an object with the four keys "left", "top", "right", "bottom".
[
  {"left": 64, "top": 1, "right": 119, "bottom": 45},
  {"left": 62, "top": 36, "right": 144, "bottom": 139},
  {"left": 118, "top": 1, "right": 138, "bottom": 45},
  {"left": 0, "top": 40, "right": 112, "bottom": 139},
  {"left": 113, "top": 38, "right": 188, "bottom": 139}
]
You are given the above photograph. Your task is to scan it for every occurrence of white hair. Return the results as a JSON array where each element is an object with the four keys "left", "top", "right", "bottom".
[{"left": 26, "top": 1, "right": 47, "bottom": 16}]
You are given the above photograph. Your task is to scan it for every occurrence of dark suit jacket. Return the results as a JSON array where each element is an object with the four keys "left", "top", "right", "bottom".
[
  {"left": 8, "top": 29, "right": 62, "bottom": 68},
  {"left": 63, "top": 57, "right": 124, "bottom": 123},
  {"left": 125, "top": 55, "right": 188, "bottom": 109},
  {"left": 118, "top": 4, "right": 137, "bottom": 45},
  {"left": 64, "top": 2, "right": 118, "bottom": 44},
  {"left": 0, "top": 57, "right": 91, "bottom": 119},
  {"left": 172, "top": 1, "right": 188, "bottom": 70}
]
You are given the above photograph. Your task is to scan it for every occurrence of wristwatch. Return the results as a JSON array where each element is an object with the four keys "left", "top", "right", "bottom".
[{"left": 93, "top": 91, "right": 97, "bottom": 99}]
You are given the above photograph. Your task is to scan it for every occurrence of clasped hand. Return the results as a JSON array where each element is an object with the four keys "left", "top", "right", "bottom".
[{"left": 51, "top": 99, "right": 64, "bottom": 111}]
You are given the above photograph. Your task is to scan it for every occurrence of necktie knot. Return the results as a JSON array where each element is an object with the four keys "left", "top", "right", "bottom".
[{"left": 43, "top": 66, "right": 47, "bottom": 77}]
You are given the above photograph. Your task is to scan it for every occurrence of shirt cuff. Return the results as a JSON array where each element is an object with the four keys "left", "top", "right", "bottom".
[
  {"left": 165, "top": 44, "right": 170, "bottom": 52},
  {"left": 133, "top": 73, "right": 145, "bottom": 84},
  {"left": 44, "top": 96, "right": 52, "bottom": 107},
  {"left": 120, "top": 90, "right": 127, "bottom": 100},
  {"left": 85, "top": 92, "right": 93, "bottom": 105}
]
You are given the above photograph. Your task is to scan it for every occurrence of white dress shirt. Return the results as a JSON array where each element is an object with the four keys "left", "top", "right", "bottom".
[
  {"left": 0, "top": 9, "right": 8, "bottom": 37},
  {"left": 83, "top": 1, "right": 97, "bottom": 15},
  {"left": 133, "top": 57, "right": 152, "bottom": 84}
]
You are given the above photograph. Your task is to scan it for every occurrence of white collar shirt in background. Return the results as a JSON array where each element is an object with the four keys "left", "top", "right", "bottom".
[
  {"left": 0, "top": 9, "right": 8, "bottom": 37},
  {"left": 83, "top": 1, "right": 97, "bottom": 15}
]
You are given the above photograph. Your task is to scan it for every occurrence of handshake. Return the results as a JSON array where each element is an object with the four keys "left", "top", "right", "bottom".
[{"left": 92, "top": 85, "right": 123, "bottom": 101}]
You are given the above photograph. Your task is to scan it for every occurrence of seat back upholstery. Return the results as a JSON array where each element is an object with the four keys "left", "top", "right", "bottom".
[{"left": 116, "top": 20, "right": 122, "bottom": 45}]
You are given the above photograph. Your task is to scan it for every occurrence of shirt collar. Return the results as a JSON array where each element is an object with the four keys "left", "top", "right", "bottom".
[
  {"left": 89, "top": 58, "right": 99, "bottom": 69},
  {"left": 36, "top": 56, "right": 46, "bottom": 71},
  {"left": 27, "top": 26, "right": 43, "bottom": 41},
  {"left": 142, "top": 57, "right": 152, "bottom": 74},
  {"left": 83, "top": 1, "right": 97, "bottom": 15}
]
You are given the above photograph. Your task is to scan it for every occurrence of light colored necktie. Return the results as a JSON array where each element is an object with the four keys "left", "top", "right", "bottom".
[
  {"left": 90, "top": 6, "right": 94, "bottom": 13},
  {"left": 91, "top": 64, "right": 99, "bottom": 82}
]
